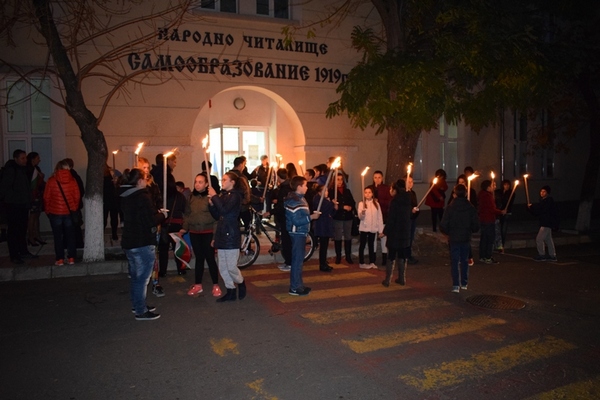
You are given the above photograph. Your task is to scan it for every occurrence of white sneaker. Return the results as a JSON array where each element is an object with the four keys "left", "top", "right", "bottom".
[
  {"left": 369, "top": 263, "right": 378, "bottom": 269},
  {"left": 278, "top": 264, "right": 291, "bottom": 272},
  {"left": 451, "top": 286, "right": 460, "bottom": 293},
  {"left": 359, "top": 264, "right": 370, "bottom": 269}
]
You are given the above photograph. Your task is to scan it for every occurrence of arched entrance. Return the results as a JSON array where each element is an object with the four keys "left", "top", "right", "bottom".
[{"left": 190, "top": 86, "right": 305, "bottom": 177}]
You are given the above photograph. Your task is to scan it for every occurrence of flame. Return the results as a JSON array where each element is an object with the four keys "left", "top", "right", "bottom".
[
  {"left": 280, "top": 163, "right": 285, "bottom": 169},
  {"left": 407, "top": 162, "right": 412, "bottom": 176},
  {"left": 433, "top": 177, "right": 439, "bottom": 185},
  {"left": 523, "top": 174, "right": 529, "bottom": 179},
  {"left": 201, "top": 135, "right": 209, "bottom": 149},
  {"left": 491, "top": 171, "right": 495, "bottom": 180},
  {"left": 112, "top": 150, "right": 118, "bottom": 155},
  {"left": 514, "top": 179, "right": 520, "bottom": 186},
  {"left": 467, "top": 174, "right": 478, "bottom": 181},
  {"left": 163, "top": 148, "right": 177, "bottom": 159},
  {"left": 298, "top": 160, "right": 303, "bottom": 166},
  {"left": 361, "top": 166, "right": 370, "bottom": 176},
  {"left": 134, "top": 142, "right": 144, "bottom": 155},
  {"left": 331, "top": 157, "right": 341, "bottom": 169}
]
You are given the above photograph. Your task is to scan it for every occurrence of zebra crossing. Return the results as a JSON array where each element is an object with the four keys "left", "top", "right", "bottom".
[{"left": 245, "top": 261, "right": 599, "bottom": 398}]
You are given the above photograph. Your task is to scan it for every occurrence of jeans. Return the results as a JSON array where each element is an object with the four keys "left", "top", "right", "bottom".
[
  {"left": 47, "top": 213, "right": 76, "bottom": 261},
  {"left": 536, "top": 226, "right": 556, "bottom": 257},
  {"left": 450, "top": 242, "right": 470, "bottom": 287},
  {"left": 479, "top": 222, "right": 495, "bottom": 260},
  {"left": 125, "top": 245, "right": 155, "bottom": 315},
  {"left": 290, "top": 233, "right": 306, "bottom": 290}
]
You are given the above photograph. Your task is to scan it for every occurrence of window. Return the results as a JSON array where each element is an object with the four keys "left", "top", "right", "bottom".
[
  {"left": 200, "top": 0, "right": 237, "bottom": 13},
  {"left": 2, "top": 78, "right": 53, "bottom": 175},
  {"left": 513, "top": 112, "right": 528, "bottom": 177},
  {"left": 539, "top": 110, "right": 554, "bottom": 178},
  {"left": 439, "top": 115, "right": 458, "bottom": 181},
  {"left": 256, "top": 0, "right": 289, "bottom": 19},
  {"left": 412, "top": 134, "right": 423, "bottom": 182}
]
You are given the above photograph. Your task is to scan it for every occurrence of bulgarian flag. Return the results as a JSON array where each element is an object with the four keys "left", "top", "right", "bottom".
[{"left": 169, "top": 233, "right": 192, "bottom": 269}]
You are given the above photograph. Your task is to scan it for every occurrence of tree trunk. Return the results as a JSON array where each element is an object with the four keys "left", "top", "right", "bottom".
[
  {"left": 385, "top": 125, "right": 420, "bottom": 185},
  {"left": 33, "top": 0, "right": 107, "bottom": 261},
  {"left": 575, "top": 74, "right": 600, "bottom": 232}
]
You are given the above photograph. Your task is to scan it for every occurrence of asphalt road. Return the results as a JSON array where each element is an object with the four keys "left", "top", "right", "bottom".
[{"left": 2, "top": 241, "right": 600, "bottom": 400}]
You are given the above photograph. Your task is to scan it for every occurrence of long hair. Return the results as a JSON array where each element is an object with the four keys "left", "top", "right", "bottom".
[
  {"left": 365, "top": 185, "right": 379, "bottom": 210},
  {"left": 122, "top": 168, "right": 144, "bottom": 186}
]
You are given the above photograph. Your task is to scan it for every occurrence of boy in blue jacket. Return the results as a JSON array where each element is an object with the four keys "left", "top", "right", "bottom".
[{"left": 285, "top": 176, "right": 320, "bottom": 296}]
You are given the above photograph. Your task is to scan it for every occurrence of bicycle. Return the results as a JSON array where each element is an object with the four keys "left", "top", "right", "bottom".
[{"left": 237, "top": 208, "right": 316, "bottom": 268}]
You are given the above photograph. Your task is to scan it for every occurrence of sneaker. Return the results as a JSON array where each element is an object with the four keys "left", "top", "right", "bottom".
[
  {"left": 533, "top": 255, "right": 546, "bottom": 262},
  {"left": 288, "top": 287, "right": 310, "bottom": 296},
  {"left": 135, "top": 311, "right": 160, "bottom": 321},
  {"left": 451, "top": 286, "right": 460, "bottom": 293},
  {"left": 546, "top": 255, "right": 558, "bottom": 262},
  {"left": 369, "top": 263, "right": 378, "bottom": 269},
  {"left": 131, "top": 305, "right": 156, "bottom": 313},
  {"left": 479, "top": 258, "right": 486, "bottom": 263},
  {"left": 152, "top": 285, "right": 165, "bottom": 297},
  {"left": 359, "top": 264, "right": 370, "bottom": 269},
  {"left": 54, "top": 259, "right": 64, "bottom": 266},
  {"left": 67, "top": 258, "right": 75, "bottom": 265},
  {"left": 278, "top": 264, "right": 291, "bottom": 272},
  {"left": 460, "top": 285, "right": 468, "bottom": 290},
  {"left": 485, "top": 258, "right": 499, "bottom": 264},
  {"left": 468, "top": 258, "right": 474, "bottom": 266},
  {"left": 212, "top": 284, "right": 222, "bottom": 297},
  {"left": 187, "top": 284, "right": 203, "bottom": 296}
]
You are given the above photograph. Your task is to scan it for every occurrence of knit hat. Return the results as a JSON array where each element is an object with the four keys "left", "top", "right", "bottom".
[{"left": 541, "top": 185, "right": 551, "bottom": 194}]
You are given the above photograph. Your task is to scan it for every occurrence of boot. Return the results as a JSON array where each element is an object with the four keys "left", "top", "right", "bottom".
[
  {"left": 216, "top": 287, "right": 237, "bottom": 302},
  {"left": 344, "top": 240, "right": 354, "bottom": 264},
  {"left": 382, "top": 260, "right": 395, "bottom": 287},
  {"left": 319, "top": 239, "right": 332, "bottom": 271},
  {"left": 238, "top": 281, "right": 247, "bottom": 300},
  {"left": 381, "top": 253, "right": 387, "bottom": 268},
  {"left": 395, "top": 259, "right": 407, "bottom": 285},
  {"left": 334, "top": 240, "right": 342, "bottom": 264}
]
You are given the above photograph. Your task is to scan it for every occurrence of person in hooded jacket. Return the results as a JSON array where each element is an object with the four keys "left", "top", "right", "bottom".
[
  {"left": 440, "top": 184, "right": 480, "bottom": 293},
  {"left": 208, "top": 171, "right": 247, "bottom": 302},
  {"left": 382, "top": 179, "right": 412, "bottom": 287},
  {"left": 120, "top": 168, "right": 166, "bottom": 321},
  {"left": 180, "top": 173, "right": 221, "bottom": 298},
  {"left": 44, "top": 159, "right": 80, "bottom": 266}
]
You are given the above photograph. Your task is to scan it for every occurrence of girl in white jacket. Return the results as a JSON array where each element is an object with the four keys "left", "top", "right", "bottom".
[{"left": 357, "top": 186, "right": 384, "bottom": 269}]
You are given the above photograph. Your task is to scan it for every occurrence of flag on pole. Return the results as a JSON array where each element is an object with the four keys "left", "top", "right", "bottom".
[{"left": 169, "top": 233, "right": 192, "bottom": 269}]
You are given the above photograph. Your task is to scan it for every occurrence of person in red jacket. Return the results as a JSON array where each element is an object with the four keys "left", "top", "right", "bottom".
[
  {"left": 424, "top": 169, "right": 448, "bottom": 232},
  {"left": 477, "top": 180, "right": 506, "bottom": 264},
  {"left": 44, "top": 159, "right": 81, "bottom": 266}
]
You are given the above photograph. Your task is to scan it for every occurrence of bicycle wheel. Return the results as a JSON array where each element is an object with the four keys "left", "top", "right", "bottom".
[
  {"left": 303, "top": 232, "right": 316, "bottom": 262},
  {"left": 238, "top": 232, "right": 260, "bottom": 269}
]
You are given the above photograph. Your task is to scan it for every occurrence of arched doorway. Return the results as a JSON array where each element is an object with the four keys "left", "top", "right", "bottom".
[{"left": 191, "top": 86, "right": 305, "bottom": 177}]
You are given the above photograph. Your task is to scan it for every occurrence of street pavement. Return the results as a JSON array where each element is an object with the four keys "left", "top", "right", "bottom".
[{"left": 2, "top": 218, "right": 600, "bottom": 399}]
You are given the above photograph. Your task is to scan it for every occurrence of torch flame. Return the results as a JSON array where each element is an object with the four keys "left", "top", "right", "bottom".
[
  {"left": 201, "top": 135, "right": 209, "bottom": 149},
  {"left": 514, "top": 179, "right": 520, "bottom": 186},
  {"left": 331, "top": 157, "right": 341, "bottom": 170},
  {"left": 433, "top": 177, "right": 439, "bottom": 185},
  {"left": 134, "top": 142, "right": 144, "bottom": 155},
  {"left": 467, "top": 174, "right": 478, "bottom": 181},
  {"left": 407, "top": 162, "right": 412, "bottom": 176},
  {"left": 298, "top": 160, "right": 303, "bottom": 166},
  {"left": 361, "top": 166, "right": 370, "bottom": 176},
  {"left": 491, "top": 171, "right": 495, "bottom": 180},
  {"left": 523, "top": 174, "right": 529, "bottom": 179},
  {"left": 164, "top": 148, "right": 177, "bottom": 159},
  {"left": 112, "top": 150, "right": 118, "bottom": 155}
]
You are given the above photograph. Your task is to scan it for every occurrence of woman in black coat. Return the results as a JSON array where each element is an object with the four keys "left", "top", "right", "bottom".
[
  {"left": 312, "top": 185, "right": 337, "bottom": 272},
  {"left": 382, "top": 179, "right": 412, "bottom": 287},
  {"left": 329, "top": 173, "right": 356, "bottom": 264}
]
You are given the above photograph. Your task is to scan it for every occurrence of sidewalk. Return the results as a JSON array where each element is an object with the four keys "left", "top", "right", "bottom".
[{"left": 1, "top": 217, "right": 597, "bottom": 282}]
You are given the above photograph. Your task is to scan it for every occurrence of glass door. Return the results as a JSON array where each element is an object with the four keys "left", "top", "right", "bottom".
[{"left": 208, "top": 126, "right": 268, "bottom": 178}]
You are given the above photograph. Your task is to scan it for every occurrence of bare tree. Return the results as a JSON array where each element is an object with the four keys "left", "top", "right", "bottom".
[{"left": 0, "top": 0, "right": 198, "bottom": 261}]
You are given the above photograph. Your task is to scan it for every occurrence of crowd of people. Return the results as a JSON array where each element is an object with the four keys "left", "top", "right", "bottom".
[{"left": 0, "top": 150, "right": 560, "bottom": 318}]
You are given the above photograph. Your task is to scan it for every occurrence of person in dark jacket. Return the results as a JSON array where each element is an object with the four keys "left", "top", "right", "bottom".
[
  {"left": 272, "top": 168, "right": 292, "bottom": 271},
  {"left": 528, "top": 185, "right": 558, "bottom": 262},
  {"left": 158, "top": 185, "right": 186, "bottom": 277},
  {"left": 120, "top": 168, "right": 167, "bottom": 321},
  {"left": 312, "top": 184, "right": 337, "bottom": 272},
  {"left": 1, "top": 149, "right": 38, "bottom": 264},
  {"left": 208, "top": 171, "right": 247, "bottom": 302},
  {"left": 478, "top": 180, "right": 506, "bottom": 264},
  {"left": 372, "top": 170, "right": 392, "bottom": 266},
  {"left": 494, "top": 179, "right": 514, "bottom": 253},
  {"left": 329, "top": 173, "right": 356, "bottom": 264},
  {"left": 424, "top": 169, "right": 448, "bottom": 232},
  {"left": 440, "top": 184, "right": 480, "bottom": 293},
  {"left": 382, "top": 179, "right": 412, "bottom": 287}
]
